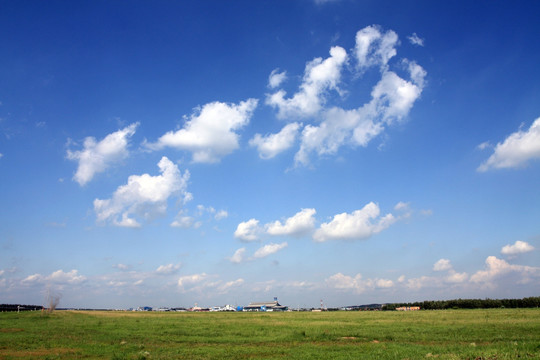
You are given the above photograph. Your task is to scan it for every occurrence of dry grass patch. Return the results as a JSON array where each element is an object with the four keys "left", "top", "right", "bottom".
[
  {"left": 0, "top": 328, "right": 24, "bottom": 333},
  {"left": 0, "top": 347, "right": 79, "bottom": 358}
]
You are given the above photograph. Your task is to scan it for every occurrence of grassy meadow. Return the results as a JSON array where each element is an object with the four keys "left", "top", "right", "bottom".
[{"left": 1, "top": 309, "right": 539, "bottom": 359}]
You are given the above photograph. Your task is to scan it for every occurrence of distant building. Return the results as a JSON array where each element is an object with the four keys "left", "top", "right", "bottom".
[
  {"left": 136, "top": 306, "right": 152, "bottom": 311},
  {"left": 243, "top": 300, "right": 288, "bottom": 312},
  {"left": 210, "top": 305, "right": 236, "bottom": 312},
  {"left": 396, "top": 306, "right": 420, "bottom": 311}
]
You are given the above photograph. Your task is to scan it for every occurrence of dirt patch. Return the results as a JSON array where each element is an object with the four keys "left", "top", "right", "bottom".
[
  {"left": 0, "top": 347, "right": 79, "bottom": 357},
  {"left": 0, "top": 328, "right": 24, "bottom": 333},
  {"left": 340, "top": 337, "right": 357, "bottom": 340}
]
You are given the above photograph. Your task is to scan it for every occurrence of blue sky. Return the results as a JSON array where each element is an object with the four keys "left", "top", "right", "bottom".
[{"left": 1, "top": 0, "right": 540, "bottom": 309}]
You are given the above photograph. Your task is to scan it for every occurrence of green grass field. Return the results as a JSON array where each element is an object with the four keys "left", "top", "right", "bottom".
[{"left": 1, "top": 309, "right": 539, "bottom": 359}]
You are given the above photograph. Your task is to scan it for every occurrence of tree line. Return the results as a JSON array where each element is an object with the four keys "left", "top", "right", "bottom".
[
  {"left": 383, "top": 297, "right": 540, "bottom": 310},
  {"left": 0, "top": 304, "right": 44, "bottom": 312}
]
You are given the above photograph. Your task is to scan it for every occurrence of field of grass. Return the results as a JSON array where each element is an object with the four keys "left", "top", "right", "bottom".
[{"left": 1, "top": 309, "right": 539, "bottom": 359}]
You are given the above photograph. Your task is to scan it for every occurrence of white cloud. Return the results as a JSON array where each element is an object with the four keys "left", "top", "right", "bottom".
[
  {"left": 155, "top": 263, "right": 181, "bottom": 275},
  {"left": 325, "top": 273, "right": 394, "bottom": 293},
  {"left": 294, "top": 62, "right": 425, "bottom": 166},
  {"left": 23, "top": 269, "right": 86, "bottom": 285},
  {"left": 326, "top": 272, "right": 362, "bottom": 290},
  {"left": 261, "top": 26, "right": 425, "bottom": 167},
  {"left": 177, "top": 273, "right": 208, "bottom": 292},
  {"left": 371, "top": 67, "right": 424, "bottom": 122},
  {"left": 217, "top": 278, "right": 244, "bottom": 293},
  {"left": 170, "top": 212, "right": 201, "bottom": 229},
  {"left": 176, "top": 273, "right": 243, "bottom": 295},
  {"left": 94, "top": 156, "right": 190, "bottom": 227},
  {"left": 250, "top": 122, "right": 301, "bottom": 159},
  {"left": 229, "top": 248, "right": 246, "bottom": 263},
  {"left": 49, "top": 269, "right": 86, "bottom": 284},
  {"left": 313, "top": 202, "right": 396, "bottom": 242},
  {"left": 394, "top": 201, "right": 410, "bottom": 211},
  {"left": 477, "top": 141, "right": 491, "bottom": 150},
  {"left": 67, "top": 123, "right": 138, "bottom": 186},
  {"left": 0, "top": 153, "right": 3, "bottom": 159},
  {"left": 355, "top": 25, "right": 398, "bottom": 72},
  {"left": 266, "top": 46, "right": 347, "bottom": 119},
  {"left": 234, "top": 219, "right": 262, "bottom": 242},
  {"left": 268, "top": 68, "right": 287, "bottom": 88},
  {"left": 432, "top": 259, "right": 468, "bottom": 283},
  {"left": 433, "top": 259, "right": 452, "bottom": 272},
  {"left": 407, "top": 33, "right": 424, "bottom": 47},
  {"left": 375, "top": 278, "right": 394, "bottom": 288},
  {"left": 266, "top": 208, "right": 316, "bottom": 237},
  {"left": 215, "top": 210, "right": 228, "bottom": 220},
  {"left": 501, "top": 240, "right": 535, "bottom": 255},
  {"left": 147, "top": 99, "right": 258, "bottom": 163},
  {"left": 294, "top": 106, "right": 384, "bottom": 165},
  {"left": 405, "top": 276, "right": 437, "bottom": 290},
  {"left": 470, "top": 256, "right": 540, "bottom": 284},
  {"left": 446, "top": 270, "right": 468, "bottom": 283},
  {"left": 22, "top": 274, "right": 43, "bottom": 284},
  {"left": 478, "top": 117, "right": 540, "bottom": 171},
  {"left": 253, "top": 242, "right": 288, "bottom": 258}
]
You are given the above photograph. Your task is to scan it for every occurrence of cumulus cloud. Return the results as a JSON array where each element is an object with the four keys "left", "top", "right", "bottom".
[
  {"left": 393, "top": 201, "right": 410, "bottom": 211},
  {"left": 313, "top": 202, "right": 396, "bottom": 242},
  {"left": 433, "top": 259, "right": 452, "bottom": 272},
  {"left": 147, "top": 99, "right": 258, "bottom": 163},
  {"left": 325, "top": 272, "right": 394, "bottom": 293},
  {"left": 177, "top": 273, "right": 208, "bottom": 292},
  {"left": 446, "top": 270, "right": 468, "bottom": 284},
  {"left": 234, "top": 219, "right": 262, "bottom": 242},
  {"left": 294, "top": 106, "right": 384, "bottom": 165},
  {"left": 266, "top": 46, "right": 347, "bottom": 119},
  {"left": 171, "top": 215, "right": 200, "bottom": 229},
  {"left": 407, "top": 33, "right": 424, "bottom": 46},
  {"left": 176, "top": 273, "right": 244, "bottom": 295},
  {"left": 478, "top": 117, "right": 540, "bottom": 171},
  {"left": 253, "top": 242, "right": 288, "bottom": 258},
  {"left": 217, "top": 278, "right": 244, "bottom": 293},
  {"left": 229, "top": 248, "right": 246, "bottom": 263},
  {"left": 432, "top": 259, "right": 468, "bottom": 283},
  {"left": 355, "top": 25, "right": 398, "bottom": 72},
  {"left": 261, "top": 26, "right": 425, "bottom": 166},
  {"left": 268, "top": 68, "right": 287, "bottom": 88},
  {"left": 266, "top": 208, "right": 316, "bottom": 237},
  {"left": 67, "top": 123, "right": 138, "bottom": 186},
  {"left": 250, "top": 122, "right": 302, "bottom": 159},
  {"left": 23, "top": 269, "right": 86, "bottom": 285},
  {"left": 501, "top": 240, "right": 535, "bottom": 255},
  {"left": 49, "top": 269, "right": 86, "bottom": 284},
  {"left": 94, "top": 156, "right": 190, "bottom": 227},
  {"left": 470, "top": 256, "right": 540, "bottom": 284},
  {"left": 215, "top": 210, "right": 228, "bottom": 220},
  {"left": 294, "top": 60, "right": 425, "bottom": 166},
  {"left": 155, "top": 263, "right": 181, "bottom": 275},
  {"left": 405, "top": 276, "right": 437, "bottom": 290}
]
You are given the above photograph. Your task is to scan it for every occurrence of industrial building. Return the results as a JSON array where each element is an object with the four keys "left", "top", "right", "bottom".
[{"left": 243, "top": 299, "right": 288, "bottom": 312}]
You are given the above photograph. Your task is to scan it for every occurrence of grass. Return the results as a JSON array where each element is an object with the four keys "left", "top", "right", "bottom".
[{"left": 1, "top": 309, "right": 539, "bottom": 359}]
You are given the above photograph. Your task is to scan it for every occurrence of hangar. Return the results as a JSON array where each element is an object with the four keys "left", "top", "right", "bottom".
[{"left": 243, "top": 300, "right": 288, "bottom": 312}]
